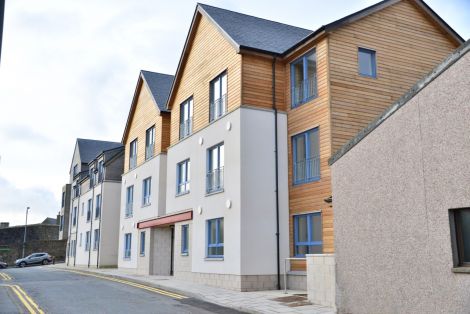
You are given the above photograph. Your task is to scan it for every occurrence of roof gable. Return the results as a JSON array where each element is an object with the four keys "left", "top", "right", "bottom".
[{"left": 76, "top": 138, "right": 122, "bottom": 163}]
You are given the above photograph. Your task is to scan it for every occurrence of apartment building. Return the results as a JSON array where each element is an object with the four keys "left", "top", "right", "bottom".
[
  {"left": 118, "top": 70, "right": 173, "bottom": 273},
  {"left": 66, "top": 139, "right": 123, "bottom": 268},
  {"left": 58, "top": 184, "right": 71, "bottom": 240}
]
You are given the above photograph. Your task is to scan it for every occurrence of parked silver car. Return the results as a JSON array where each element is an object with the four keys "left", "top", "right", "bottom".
[
  {"left": 15, "top": 253, "right": 52, "bottom": 267},
  {"left": 0, "top": 261, "right": 7, "bottom": 268}
]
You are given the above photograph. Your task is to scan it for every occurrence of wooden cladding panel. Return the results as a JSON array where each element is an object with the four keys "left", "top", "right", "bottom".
[
  {"left": 123, "top": 82, "right": 167, "bottom": 173},
  {"left": 169, "top": 15, "right": 242, "bottom": 146},
  {"left": 242, "top": 55, "right": 286, "bottom": 111},
  {"left": 285, "top": 38, "right": 335, "bottom": 256},
  {"left": 329, "top": 0, "right": 459, "bottom": 152}
]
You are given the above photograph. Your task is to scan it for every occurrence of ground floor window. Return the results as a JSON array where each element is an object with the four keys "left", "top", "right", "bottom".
[
  {"left": 181, "top": 224, "right": 189, "bottom": 255},
  {"left": 140, "top": 231, "right": 146, "bottom": 256},
  {"left": 124, "top": 233, "right": 132, "bottom": 259},
  {"left": 93, "top": 229, "right": 99, "bottom": 251},
  {"left": 207, "top": 218, "right": 224, "bottom": 258},
  {"left": 85, "top": 231, "right": 90, "bottom": 251},
  {"left": 450, "top": 208, "right": 470, "bottom": 267},
  {"left": 294, "top": 212, "right": 322, "bottom": 256}
]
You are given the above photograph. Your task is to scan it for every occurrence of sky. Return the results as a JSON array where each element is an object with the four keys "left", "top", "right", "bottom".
[{"left": 0, "top": 0, "right": 469, "bottom": 226}]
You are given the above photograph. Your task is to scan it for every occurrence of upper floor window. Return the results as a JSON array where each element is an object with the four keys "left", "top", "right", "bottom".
[
  {"left": 72, "top": 207, "right": 77, "bottom": 226},
  {"left": 180, "top": 98, "right": 193, "bottom": 139},
  {"left": 293, "top": 128, "right": 320, "bottom": 185},
  {"left": 93, "top": 229, "right": 99, "bottom": 251},
  {"left": 294, "top": 212, "right": 322, "bottom": 257},
  {"left": 124, "top": 233, "right": 132, "bottom": 259},
  {"left": 291, "top": 49, "right": 317, "bottom": 108},
  {"left": 61, "top": 192, "right": 65, "bottom": 208},
  {"left": 73, "top": 164, "right": 78, "bottom": 177},
  {"left": 181, "top": 224, "right": 189, "bottom": 255},
  {"left": 209, "top": 72, "right": 227, "bottom": 122},
  {"left": 206, "top": 143, "right": 224, "bottom": 194},
  {"left": 129, "top": 139, "right": 137, "bottom": 170},
  {"left": 358, "top": 47, "right": 377, "bottom": 78},
  {"left": 140, "top": 231, "right": 146, "bottom": 256},
  {"left": 59, "top": 215, "right": 64, "bottom": 231},
  {"left": 142, "top": 177, "right": 151, "bottom": 206},
  {"left": 207, "top": 218, "right": 224, "bottom": 258},
  {"left": 87, "top": 199, "right": 92, "bottom": 222},
  {"left": 95, "top": 194, "right": 101, "bottom": 219},
  {"left": 145, "top": 126, "right": 155, "bottom": 160},
  {"left": 89, "top": 167, "right": 95, "bottom": 188},
  {"left": 98, "top": 160, "right": 104, "bottom": 183},
  {"left": 85, "top": 231, "right": 91, "bottom": 251},
  {"left": 125, "top": 186, "right": 134, "bottom": 218},
  {"left": 450, "top": 208, "right": 470, "bottom": 267},
  {"left": 177, "top": 159, "right": 190, "bottom": 196}
]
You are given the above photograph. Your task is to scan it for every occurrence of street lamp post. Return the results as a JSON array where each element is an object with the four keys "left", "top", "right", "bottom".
[{"left": 22, "top": 207, "right": 30, "bottom": 258}]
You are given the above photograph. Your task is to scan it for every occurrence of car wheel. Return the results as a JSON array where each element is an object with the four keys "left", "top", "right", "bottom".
[
  {"left": 42, "top": 259, "right": 49, "bottom": 265},
  {"left": 19, "top": 262, "right": 26, "bottom": 268}
]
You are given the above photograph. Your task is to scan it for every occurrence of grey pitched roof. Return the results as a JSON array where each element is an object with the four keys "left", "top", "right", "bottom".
[
  {"left": 41, "top": 217, "right": 57, "bottom": 225},
  {"left": 329, "top": 39, "right": 470, "bottom": 166},
  {"left": 76, "top": 138, "right": 122, "bottom": 164},
  {"left": 198, "top": 3, "right": 312, "bottom": 55},
  {"left": 141, "top": 70, "right": 174, "bottom": 112}
]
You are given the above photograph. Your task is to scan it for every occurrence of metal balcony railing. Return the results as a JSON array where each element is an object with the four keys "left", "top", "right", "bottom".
[
  {"left": 129, "top": 155, "right": 137, "bottom": 169},
  {"left": 293, "top": 156, "right": 320, "bottom": 184},
  {"left": 145, "top": 144, "right": 154, "bottom": 160},
  {"left": 124, "top": 249, "right": 131, "bottom": 259},
  {"left": 125, "top": 203, "right": 133, "bottom": 218},
  {"left": 143, "top": 195, "right": 151, "bottom": 206},
  {"left": 206, "top": 167, "right": 224, "bottom": 194},
  {"left": 292, "top": 75, "right": 317, "bottom": 108},
  {"left": 177, "top": 181, "right": 190, "bottom": 195},
  {"left": 179, "top": 119, "right": 193, "bottom": 139},
  {"left": 209, "top": 94, "right": 227, "bottom": 122}
]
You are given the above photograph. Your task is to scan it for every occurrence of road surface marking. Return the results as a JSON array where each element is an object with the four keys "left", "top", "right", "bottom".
[
  {"left": 57, "top": 268, "right": 188, "bottom": 300},
  {"left": 1, "top": 284, "right": 44, "bottom": 314},
  {"left": 0, "top": 272, "right": 12, "bottom": 280}
]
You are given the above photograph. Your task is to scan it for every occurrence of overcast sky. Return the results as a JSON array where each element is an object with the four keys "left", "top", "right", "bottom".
[{"left": 0, "top": 0, "right": 468, "bottom": 226}]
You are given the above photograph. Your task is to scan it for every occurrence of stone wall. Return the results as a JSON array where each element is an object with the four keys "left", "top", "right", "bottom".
[{"left": 306, "top": 254, "right": 336, "bottom": 308}]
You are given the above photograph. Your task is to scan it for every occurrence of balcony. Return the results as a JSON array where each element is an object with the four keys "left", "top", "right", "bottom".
[
  {"left": 145, "top": 144, "right": 154, "bottom": 160},
  {"left": 125, "top": 203, "right": 133, "bottom": 218},
  {"left": 292, "top": 76, "right": 317, "bottom": 108},
  {"left": 209, "top": 94, "right": 227, "bottom": 122},
  {"left": 206, "top": 167, "right": 224, "bottom": 194},
  {"left": 179, "top": 119, "right": 192, "bottom": 139},
  {"left": 129, "top": 155, "right": 137, "bottom": 170},
  {"left": 293, "top": 156, "right": 320, "bottom": 185}
]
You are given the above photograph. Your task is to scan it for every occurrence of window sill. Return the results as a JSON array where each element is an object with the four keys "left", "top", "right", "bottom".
[
  {"left": 176, "top": 191, "right": 190, "bottom": 197},
  {"left": 181, "top": 253, "right": 189, "bottom": 256},
  {"left": 293, "top": 177, "right": 321, "bottom": 186},
  {"left": 140, "top": 254, "right": 145, "bottom": 257},
  {"left": 291, "top": 95, "right": 318, "bottom": 109},
  {"left": 452, "top": 267, "right": 470, "bottom": 274},
  {"left": 123, "top": 257, "right": 131, "bottom": 261},
  {"left": 205, "top": 189, "right": 224, "bottom": 197},
  {"left": 359, "top": 73, "right": 377, "bottom": 79},
  {"left": 141, "top": 203, "right": 151, "bottom": 208},
  {"left": 124, "top": 215, "right": 133, "bottom": 219},
  {"left": 205, "top": 257, "right": 224, "bottom": 261}
]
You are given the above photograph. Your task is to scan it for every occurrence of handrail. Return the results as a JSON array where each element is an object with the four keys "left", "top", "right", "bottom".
[{"left": 284, "top": 257, "right": 306, "bottom": 294}]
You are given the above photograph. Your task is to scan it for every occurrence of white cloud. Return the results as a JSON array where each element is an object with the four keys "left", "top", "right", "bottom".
[{"left": 0, "top": 0, "right": 468, "bottom": 226}]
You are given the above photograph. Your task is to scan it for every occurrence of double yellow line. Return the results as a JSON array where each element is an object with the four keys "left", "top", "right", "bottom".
[
  {"left": 1, "top": 284, "right": 44, "bottom": 314},
  {"left": 0, "top": 272, "right": 12, "bottom": 280},
  {"left": 61, "top": 269, "right": 187, "bottom": 300}
]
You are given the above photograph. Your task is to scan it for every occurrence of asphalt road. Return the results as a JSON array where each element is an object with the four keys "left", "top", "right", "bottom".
[{"left": 0, "top": 266, "right": 244, "bottom": 314}]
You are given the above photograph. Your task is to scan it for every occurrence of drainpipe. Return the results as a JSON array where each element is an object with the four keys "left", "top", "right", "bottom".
[
  {"left": 96, "top": 166, "right": 104, "bottom": 268},
  {"left": 272, "top": 56, "right": 281, "bottom": 290},
  {"left": 88, "top": 169, "right": 96, "bottom": 268},
  {"left": 74, "top": 182, "right": 82, "bottom": 267}
]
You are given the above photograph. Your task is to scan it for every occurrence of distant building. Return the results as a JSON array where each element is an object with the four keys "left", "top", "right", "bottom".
[
  {"left": 0, "top": 222, "right": 9, "bottom": 228},
  {"left": 0, "top": 0, "right": 4, "bottom": 62}
]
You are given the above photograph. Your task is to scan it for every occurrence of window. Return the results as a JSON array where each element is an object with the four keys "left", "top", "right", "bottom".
[
  {"left": 450, "top": 208, "right": 470, "bottom": 267},
  {"left": 207, "top": 218, "right": 224, "bottom": 258},
  {"left": 293, "top": 128, "right": 320, "bottom": 185},
  {"left": 79, "top": 233, "right": 82, "bottom": 247},
  {"left": 98, "top": 160, "right": 104, "bottom": 182},
  {"left": 81, "top": 202, "right": 84, "bottom": 216},
  {"left": 142, "top": 177, "right": 151, "bottom": 206},
  {"left": 180, "top": 98, "right": 193, "bottom": 139},
  {"left": 89, "top": 166, "right": 95, "bottom": 188},
  {"left": 145, "top": 126, "right": 155, "bottom": 160},
  {"left": 61, "top": 192, "right": 65, "bottom": 208},
  {"left": 294, "top": 212, "right": 322, "bottom": 257},
  {"left": 59, "top": 215, "right": 63, "bottom": 231},
  {"left": 95, "top": 194, "right": 101, "bottom": 219},
  {"left": 85, "top": 231, "right": 91, "bottom": 251},
  {"left": 73, "top": 164, "right": 78, "bottom": 177},
  {"left": 129, "top": 139, "right": 137, "bottom": 170},
  {"left": 207, "top": 143, "right": 224, "bottom": 194},
  {"left": 124, "top": 233, "right": 132, "bottom": 259},
  {"left": 140, "top": 231, "right": 146, "bottom": 256},
  {"left": 72, "top": 207, "right": 77, "bottom": 226},
  {"left": 358, "top": 48, "right": 377, "bottom": 78},
  {"left": 87, "top": 199, "right": 92, "bottom": 222},
  {"left": 291, "top": 49, "right": 317, "bottom": 108},
  {"left": 209, "top": 72, "right": 227, "bottom": 121},
  {"left": 125, "top": 186, "right": 134, "bottom": 218},
  {"left": 181, "top": 224, "right": 189, "bottom": 255},
  {"left": 177, "top": 159, "right": 190, "bottom": 195},
  {"left": 93, "top": 229, "right": 100, "bottom": 251}
]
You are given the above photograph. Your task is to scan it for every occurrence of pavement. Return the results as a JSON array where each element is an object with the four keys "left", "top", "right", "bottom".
[
  {"left": 0, "top": 266, "right": 244, "bottom": 314},
  {"left": 51, "top": 263, "right": 336, "bottom": 314}
]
